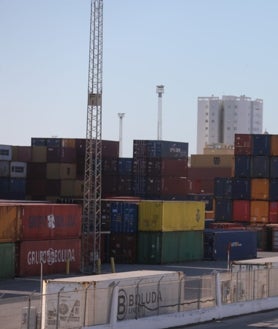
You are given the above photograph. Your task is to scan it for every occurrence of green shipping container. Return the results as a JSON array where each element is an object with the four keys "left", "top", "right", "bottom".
[
  {"left": 0, "top": 243, "right": 15, "bottom": 278},
  {"left": 137, "top": 231, "right": 203, "bottom": 264}
]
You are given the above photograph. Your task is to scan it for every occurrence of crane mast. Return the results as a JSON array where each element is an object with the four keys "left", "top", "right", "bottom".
[{"left": 82, "top": 0, "right": 103, "bottom": 273}]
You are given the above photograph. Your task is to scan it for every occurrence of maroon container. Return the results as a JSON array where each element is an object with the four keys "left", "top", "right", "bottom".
[
  {"left": 46, "top": 179, "right": 61, "bottom": 196},
  {"left": 146, "top": 176, "right": 188, "bottom": 197},
  {"left": 188, "top": 178, "right": 215, "bottom": 194},
  {"left": 102, "top": 158, "right": 118, "bottom": 174},
  {"left": 110, "top": 233, "right": 137, "bottom": 264},
  {"left": 16, "top": 239, "right": 81, "bottom": 276},
  {"left": 12, "top": 146, "right": 32, "bottom": 162},
  {"left": 27, "top": 163, "right": 47, "bottom": 179},
  {"left": 20, "top": 203, "right": 82, "bottom": 240},
  {"left": 102, "top": 175, "right": 118, "bottom": 198},
  {"left": 234, "top": 134, "right": 252, "bottom": 155},
  {"left": 102, "top": 140, "right": 119, "bottom": 158},
  {"left": 26, "top": 179, "right": 47, "bottom": 197},
  {"left": 188, "top": 167, "right": 233, "bottom": 180},
  {"left": 146, "top": 158, "right": 188, "bottom": 177},
  {"left": 269, "top": 202, "right": 278, "bottom": 223}
]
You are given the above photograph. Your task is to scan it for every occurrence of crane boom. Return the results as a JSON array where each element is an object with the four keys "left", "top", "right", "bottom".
[{"left": 81, "top": 0, "right": 103, "bottom": 274}]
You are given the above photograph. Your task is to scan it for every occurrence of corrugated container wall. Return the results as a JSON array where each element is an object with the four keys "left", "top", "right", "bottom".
[
  {"left": 138, "top": 201, "right": 205, "bottom": 231},
  {"left": 137, "top": 231, "right": 203, "bottom": 264},
  {"left": 252, "top": 134, "right": 271, "bottom": 156},
  {"left": 16, "top": 239, "right": 81, "bottom": 276},
  {"left": 234, "top": 134, "right": 252, "bottom": 155},
  {"left": 0, "top": 145, "right": 12, "bottom": 161},
  {"left": 203, "top": 229, "right": 257, "bottom": 261},
  {"left": 190, "top": 154, "right": 234, "bottom": 168},
  {"left": 271, "top": 135, "right": 278, "bottom": 156},
  {"left": 0, "top": 243, "right": 15, "bottom": 278},
  {"left": 0, "top": 205, "right": 20, "bottom": 242}
]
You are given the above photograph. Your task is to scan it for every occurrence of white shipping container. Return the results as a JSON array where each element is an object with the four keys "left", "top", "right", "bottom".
[
  {"left": 42, "top": 270, "right": 184, "bottom": 328},
  {"left": 10, "top": 161, "right": 27, "bottom": 178},
  {"left": 0, "top": 145, "right": 12, "bottom": 161}
]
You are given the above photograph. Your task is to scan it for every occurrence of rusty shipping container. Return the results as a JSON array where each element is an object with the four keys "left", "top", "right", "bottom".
[
  {"left": 16, "top": 238, "right": 81, "bottom": 276},
  {"left": 20, "top": 203, "right": 82, "bottom": 240},
  {"left": 27, "top": 162, "right": 47, "bottom": 179},
  {"left": 234, "top": 134, "right": 252, "bottom": 155}
]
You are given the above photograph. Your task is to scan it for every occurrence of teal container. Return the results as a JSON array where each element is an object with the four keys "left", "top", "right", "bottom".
[
  {"left": 0, "top": 243, "right": 15, "bottom": 278},
  {"left": 137, "top": 231, "right": 203, "bottom": 264}
]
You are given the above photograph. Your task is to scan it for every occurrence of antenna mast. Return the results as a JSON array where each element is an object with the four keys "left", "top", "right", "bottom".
[
  {"left": 156, "top": 85, "right": 164, "bottom": 140},
  {"left": 82, "top": 0, "right": 103, "bottom": 273}
]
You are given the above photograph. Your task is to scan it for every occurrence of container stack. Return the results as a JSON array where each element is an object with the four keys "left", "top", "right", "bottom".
[
  {"left": 132, "top": 140, "right": 189, "bottom": 199},
  {"left": 0, "top": 144, "right": 29, "bottom": 200},
  {"left": 137, "top": 200, "right": 205, "bottom": 264},
  {"left": 212, "top": 133, "right": 278, "bottom": 252},
  {"left": 26, "top": 137, "right": 119, "bottom": 201},
  {"left": 0, "top": 202, "right": 82, "bottom": 277}
]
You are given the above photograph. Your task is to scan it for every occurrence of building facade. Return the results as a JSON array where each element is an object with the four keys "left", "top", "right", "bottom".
[{"left": 197, "top": 95, "right": 263, "bottom": 154}]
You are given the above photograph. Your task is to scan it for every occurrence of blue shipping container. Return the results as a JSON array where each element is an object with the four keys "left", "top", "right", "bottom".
[
  {"left": 214, "top": 198, "right": 233, "bottom": 221},
  {"left": 232, "top": 178, "right": 251, "bottom": 200},
  {"left": 270, "top": 157, "right": 278, "bottom": 178},
  {"left": 269, "top": 179, "right": 278, "bottom": 201},
  {"left": 204, "top": 229, "right": 257, "bottom": 261},
  {"left": 214, "top": 177, "right": 233, "bottom": 199},
  {"left": 234, "top": 155, "right": 251, "bottom": 178},
  {"left": 250, "top": 156, "right": 270, "bottom": 178},
  {"left": 117, "top": 158, "right": 133, "bottom": 175},
  {"left": 110, "top": 202, "right": 138, "bottom": 233},
  {"left": 252, "top": 134, "right": 271, "bottom": 156}
]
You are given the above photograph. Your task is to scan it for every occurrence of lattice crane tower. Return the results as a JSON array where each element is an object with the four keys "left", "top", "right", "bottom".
[{"left": 82, "top": 0, "right": 103, "bottom": 273}]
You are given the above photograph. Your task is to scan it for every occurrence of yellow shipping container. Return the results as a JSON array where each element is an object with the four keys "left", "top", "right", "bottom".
[
  {"left": 0, "top": 204, "right": 20, "bottom": 242},
  {"left": 46, "top": 163, "right": 76, "bottom": 180},
  {"left": 31, "top": 146, "right": 47, "bottom": 163},
  {"left": 139, "top": 201, "right": 205, "bottom": 232}
]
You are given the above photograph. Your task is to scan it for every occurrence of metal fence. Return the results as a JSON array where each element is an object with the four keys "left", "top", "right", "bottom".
[{"left": 3, "top": 267, "right": 278, "bottom": 329}]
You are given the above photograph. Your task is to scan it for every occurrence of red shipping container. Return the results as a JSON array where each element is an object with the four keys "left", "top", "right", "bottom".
[
  {"left": 146, "top": 176, "right": 188, "bottom": 197},
  {"left": 269, "top": 202, "right": 278, "bottom": 223},
  {"left": 233, "top": 200, "right": 250, "bottom": 222},
  {"left": 20, "top": 203, "right": 82, "bottom": 240},
  {"left": 188, "top": 178, "right": 215, "bottom": 194},
  {"left": 147, "top": 158, "right": 188, "bottom": 177},
  {"left": 16, "top": 239, "right": 81, "bottom": 276},
  {"left": 188, "top": 167, "right": 232, "bottom": 180},
  {"left": 234, "top": 134, "right": 252, "bottom": 155}
]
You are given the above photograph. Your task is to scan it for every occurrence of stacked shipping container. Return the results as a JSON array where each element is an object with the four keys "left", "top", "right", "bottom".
[
  {"left": 132, "top": 140, "right": 189, "bottom": 199},
  {"left": 137, "top": 200, "right": 205, "bottom": 264},
  {"left": 0, "top": 202, "right": 82, "bottom": 277},
  {"left": 213, "top": 133, "right": 278, "bottom": 251}
]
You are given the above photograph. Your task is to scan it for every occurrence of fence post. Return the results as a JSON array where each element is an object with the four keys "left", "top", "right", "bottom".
[
  {"left": 56, "top": 288, "right": 64, "bottom": 329},
  {"left": 109, "top": 283, "right": 119, "bottom": 325},
  {"left": 215, "top": 272, "right": 222, "bottom": 309}
]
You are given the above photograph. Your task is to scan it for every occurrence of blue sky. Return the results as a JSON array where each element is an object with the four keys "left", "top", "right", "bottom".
[{"left": 1, "top": 0, "right": 277, "bottom": 157}]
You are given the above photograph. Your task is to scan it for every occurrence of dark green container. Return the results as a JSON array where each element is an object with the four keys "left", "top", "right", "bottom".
[
  {"left": 137, "top": 231, "right": 203, "bottom": 264},
  {"left": 0, "top": 243, "right": 15, "bottom": 279}
]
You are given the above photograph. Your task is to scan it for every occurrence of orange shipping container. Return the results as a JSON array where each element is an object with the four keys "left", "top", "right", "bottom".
[
  {"left": 250, "top": 201, "right": 269, "bottom": 224},
  {"left": 0, "top": 204, "right": 20, "bottom": 242},
  {"left": 251, "top": 179, "right": 269, "bottom": 200}
]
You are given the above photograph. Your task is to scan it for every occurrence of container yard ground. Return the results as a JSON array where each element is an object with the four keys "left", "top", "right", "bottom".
[{"left": 0, "top": 251, "right": 277, "bottom": 299}]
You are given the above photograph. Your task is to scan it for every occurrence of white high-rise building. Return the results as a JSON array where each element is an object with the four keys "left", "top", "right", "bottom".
[{"left": 196, "top": 95, "right": 263, "bottom": 154}]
